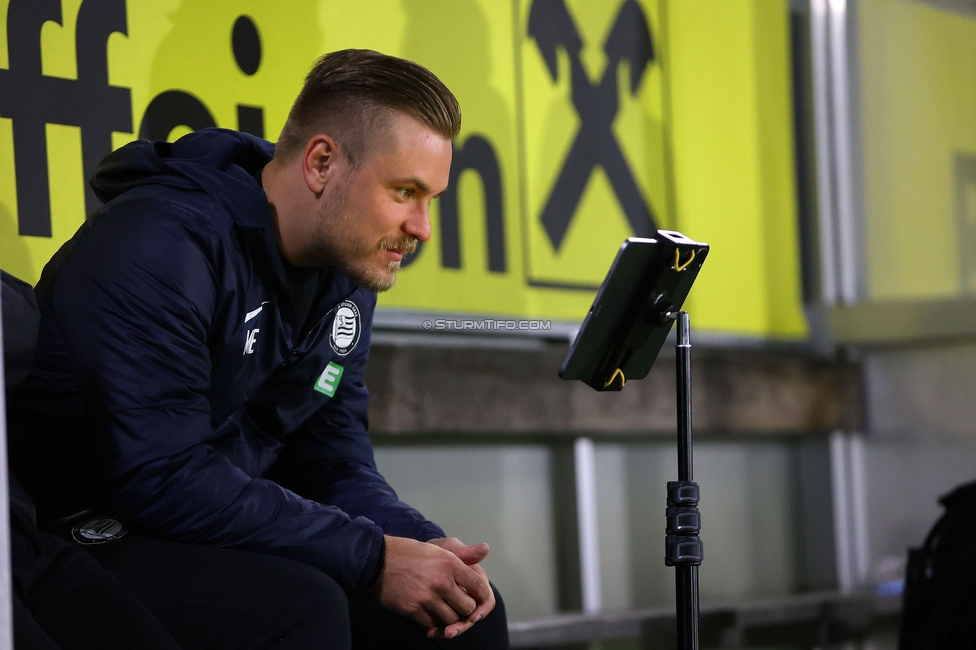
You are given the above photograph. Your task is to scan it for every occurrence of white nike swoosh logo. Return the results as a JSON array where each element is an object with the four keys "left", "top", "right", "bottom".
[{"left": 244, "top": 301, "right": 269, "bottom": 324}]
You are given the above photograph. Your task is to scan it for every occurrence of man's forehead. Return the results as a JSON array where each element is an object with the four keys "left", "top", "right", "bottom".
[
  {"left": 365, "top": 114, "right": 452, "bottom": 188},
  {"left": 378, "top": 111, "right": 449, "bottom": 152}
]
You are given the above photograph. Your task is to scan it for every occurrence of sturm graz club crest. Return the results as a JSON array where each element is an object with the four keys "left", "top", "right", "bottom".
[
  {"left": 330, "top": 300, "right": 361, "bottom": 356},
  {"left": 71, "top": 516, "right": 129, "bottom": 545}
]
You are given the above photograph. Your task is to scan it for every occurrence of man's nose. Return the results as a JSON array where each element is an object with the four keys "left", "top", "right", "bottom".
[{"left": 404, "top": 203, "right": 431, "bottom": 243}]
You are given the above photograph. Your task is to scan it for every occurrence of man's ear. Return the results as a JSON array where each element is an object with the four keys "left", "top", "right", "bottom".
[{"left": 302, "top": 134, "right": 339, "bottom": 196}]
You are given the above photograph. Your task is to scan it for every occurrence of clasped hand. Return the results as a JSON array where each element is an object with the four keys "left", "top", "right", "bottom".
[{"left": 374, "top": 535, "right": 495, "bottom": 639}]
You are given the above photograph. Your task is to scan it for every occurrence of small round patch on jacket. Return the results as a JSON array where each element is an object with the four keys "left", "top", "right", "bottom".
[
  {"left": 71, "top": 516, "right": 129, "bottom": 545},
  {"left": 330, "top": 300, "right": 361, "bottom": 356}
]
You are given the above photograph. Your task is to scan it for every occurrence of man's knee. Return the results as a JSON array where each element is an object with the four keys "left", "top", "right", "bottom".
[
  {"left": 301, "top": 567, "right": 350, "bottom": 628},
  {"left": 88, "top": 535, "right": 352, "bottom": 650},
  {"left": 274, "top": 560, "right": 351, "bottom": 642}
]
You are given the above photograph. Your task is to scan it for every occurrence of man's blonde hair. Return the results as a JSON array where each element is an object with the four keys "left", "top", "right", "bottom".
[{"left": 275, "top": 49, "right": 461, "bottom": 166}]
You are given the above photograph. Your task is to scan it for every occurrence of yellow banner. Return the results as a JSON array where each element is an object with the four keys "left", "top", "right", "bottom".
[
  {"left": 0, "top": 0, "right": 806, "bottom": 338},
  {"left": 859, "top": 0, "right": 976, "bottom": 302}
]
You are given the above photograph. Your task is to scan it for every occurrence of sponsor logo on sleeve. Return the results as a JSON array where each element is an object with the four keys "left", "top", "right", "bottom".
[{"left": 314, "top": 361, "right": 344, "bottom": 397}]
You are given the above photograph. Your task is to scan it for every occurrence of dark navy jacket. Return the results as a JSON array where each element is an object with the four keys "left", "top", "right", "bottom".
[{"left": 12, "top": 128, "right": 444, "bottom": 594}]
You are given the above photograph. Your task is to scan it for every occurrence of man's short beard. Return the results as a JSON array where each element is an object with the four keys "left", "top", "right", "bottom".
[
  {"left": 356, "top": 257, "right": 400, "bottom": 293},
  {"left": 314, "top": 176, "right": 416, "bottom": 293},
  {"left": 357, "top": 234, "right": 417, "bottom": 292}
]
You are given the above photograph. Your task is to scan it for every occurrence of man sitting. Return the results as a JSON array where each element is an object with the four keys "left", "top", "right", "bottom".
[{"left": 10, "top": 49, "right": 508, "bottom": 649}]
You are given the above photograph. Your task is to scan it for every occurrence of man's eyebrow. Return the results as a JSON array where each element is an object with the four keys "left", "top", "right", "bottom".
[{"left": 395, "top": 177, "right": 436, "bottom": 195}]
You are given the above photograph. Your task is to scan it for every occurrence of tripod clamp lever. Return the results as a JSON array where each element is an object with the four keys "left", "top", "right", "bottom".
[{"left": 665, "top": 480, "right": 704, "bottom": 566}]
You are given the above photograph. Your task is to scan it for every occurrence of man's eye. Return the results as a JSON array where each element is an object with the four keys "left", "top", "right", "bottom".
[{"left": 397, "top": 187, "right": 414, "bottom": 198}]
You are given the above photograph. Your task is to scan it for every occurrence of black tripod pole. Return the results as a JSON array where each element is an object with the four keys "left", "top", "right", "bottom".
[{"left": 666, "top": 312, "right": 702, "bottom": 650}]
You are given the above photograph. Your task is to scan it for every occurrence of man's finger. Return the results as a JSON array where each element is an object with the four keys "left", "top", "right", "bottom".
[
  {"left": 430, "top": 619, "right": 475, "bottom": 640},
  {"left": 427, "top": 538, "right": 491, "bottom": 566},
  {"left": 453, "top": 542, "right": 490, "bottom": 566},
  {"left": 410, "top": 610, "right": 437, "bottom": 630},
  {"left": 453, "top": 563, "right": 492, "bottom": 606},
  {"left": 422, "top": 597, "right": 462, "bottom": 628},
  {"left": 441, "top": 583, "right": 477, "bottom": 619},
  {"left": 464, "top": 566, "right": 495, "bottom": 624},
  {"left": 468, "top": 585, "right": 496, "bottom": 624},
  {"left": 430, "top": 557, "right": 477, "bottom": 619},
  {"left": 445, "top": 620, "right": 475, "bottom": 639}
]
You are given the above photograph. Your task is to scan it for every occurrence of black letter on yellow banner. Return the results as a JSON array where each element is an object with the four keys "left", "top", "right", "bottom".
[
  {"left": 139, "top": 91, "right": 216, "bottom": 142},
  {"left": 0, "top": 0, "right": 132, "bottom": 236},
  {"left": 439, "top": 135, "right": 506, "bottom": 273}
]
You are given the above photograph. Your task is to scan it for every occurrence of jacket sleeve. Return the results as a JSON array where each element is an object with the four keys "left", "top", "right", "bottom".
[
  {"left": 273, "top": 292, "right": 446, "bottom": 542},
  {"left": 48, "top": 200, "right": 383, "bottom": 593}
]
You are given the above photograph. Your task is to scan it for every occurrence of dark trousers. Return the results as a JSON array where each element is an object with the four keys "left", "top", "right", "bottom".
[
  {"left": 84, "top": 533, "right": 510, "bottom": 650},
  {"left": 12, "top": 526, "right": 180, "bottom": 650}
]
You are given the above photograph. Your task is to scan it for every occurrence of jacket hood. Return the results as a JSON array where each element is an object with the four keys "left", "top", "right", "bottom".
[{"left": 91, "top": 128, "right": 275, "bottom": 228}]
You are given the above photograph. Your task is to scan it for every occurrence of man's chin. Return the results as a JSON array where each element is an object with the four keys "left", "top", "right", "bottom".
[
  {"left": 364, "top": 276, "right": 397, "bottom": 293},
  {"left": 349, "top": 263, "right": 399, "bottom": 293}
]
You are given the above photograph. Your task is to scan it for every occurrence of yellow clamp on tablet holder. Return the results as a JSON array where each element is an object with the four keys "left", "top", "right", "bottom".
[
  {"left": 603, "top": 368, "right": 626, "bottom": 389},
  {"left": 674, "top": 249, "right": 696, "bottom": 272}
]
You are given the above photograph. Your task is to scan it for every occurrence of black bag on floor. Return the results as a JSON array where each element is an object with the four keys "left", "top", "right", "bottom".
[{"left": 900, "top": 480, "right": 976, "bottom": 649}]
